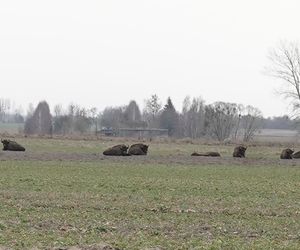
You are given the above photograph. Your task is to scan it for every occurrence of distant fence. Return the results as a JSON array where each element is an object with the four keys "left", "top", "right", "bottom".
[{"left": 97, "top": 128, "right": 169, "bottom": 138}]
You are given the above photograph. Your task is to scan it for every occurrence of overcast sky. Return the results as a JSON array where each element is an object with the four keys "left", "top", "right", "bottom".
[{"left": 0, "top": 0, "right": 300, "bottom": 117}]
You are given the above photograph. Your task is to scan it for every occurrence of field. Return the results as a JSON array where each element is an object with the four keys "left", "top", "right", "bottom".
[
  {"left": 254, "top": 129, "right": 300, "bottom": 143},
  {"left": 0, "top": 138, "right": 300, "bottom": 249},
  {"left": 0, "top": 123, "right": 23, "bottom": 135}
]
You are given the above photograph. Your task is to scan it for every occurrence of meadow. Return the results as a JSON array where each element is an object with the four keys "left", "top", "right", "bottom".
[{"left": 0, "top": 137, "right": 300, "bottom": 249}]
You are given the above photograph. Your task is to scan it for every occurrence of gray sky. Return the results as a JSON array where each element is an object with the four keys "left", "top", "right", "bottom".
[{"left": 1, "top": 0, "right": 300, "bottom": 117}]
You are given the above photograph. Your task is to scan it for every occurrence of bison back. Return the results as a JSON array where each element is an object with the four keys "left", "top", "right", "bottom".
[
  {"left": 233, "top": 146, "right": 246, "bottom": 158},
  {"left": 103, "top": 144, "right": 129, "bottom": 156},
  {"left": 191, "top": 152, "right": 220, "bottom": 157},
  {"left": 128, "top": 144, "right": 148, "bottom": 155},
  {"left": 2, "top": 140, "right": 25, "bottom": 151},
  {"left": 292, "top": 151, "right": 300, "bottom": 159},
  {"left": 280, "top": 149, "right": 293, "bottom": 159}
]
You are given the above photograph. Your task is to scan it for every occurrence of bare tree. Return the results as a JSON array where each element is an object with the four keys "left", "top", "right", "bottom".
[
  {"left": 90, "top": 107, "right": 99, "bottom": 134},
  {"left": 240, "top": 105, "right": 263, "bottom": 142},
  {"left": 53, "top": 115, "right": 71, "bottom": 135},
  {"left": 12, "top": 106, "right": 24, "bottom": 123},
  {"left": 52, "top": 104, "right": 71, "bottom": 135},
  {"left": 100, "top": 106, "right": 125, "bottom": 129},
  {"left": 73, "top": 106, "right": 92, "bottom": 134},
  {"left": 54, "top": 104, "right": 63, "bottom": 117},
  {"left": 0, "top": 98, "right": 11, "bottom": 122},
  {"left": 181, "top": 96, "right": 205, "bottom": 138},
  {"left": 27, "top": 103, "right": 35, "bottom": 117},
  {"left": 266, "top": 41, "right": 300, "bottom": 114},
  {"left": 52, "top": 104, "right": 93, "bottom": 135},
  {"left": 205, "top": 102, "right": 240, "bottom": 141},
  {"left": 143, "top": 94, "right": 162, "bottom": 128}
]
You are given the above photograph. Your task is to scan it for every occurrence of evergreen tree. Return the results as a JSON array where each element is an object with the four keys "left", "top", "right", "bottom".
[{"left": 159, "top": 97, "right": 179, "bottom": 136}]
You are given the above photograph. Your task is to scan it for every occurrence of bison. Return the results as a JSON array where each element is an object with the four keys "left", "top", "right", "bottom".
[
  {"left": 233, "top": 146, "right": 247, "bottom": 158},
  {"left": 103, "top": 144, "right": 130, "bottom": 156},
  {"left": 128, "top": 143, "right": 149, "bottom": 155},
  {"left": 280, "top": 148, "right": 294, "bottom": 159},
  {"left": 292, "top": 151, "right": 300, "bottom": 159},
  {"left": 1, "top": 139, "right": 25, "bottom": 151},
  {"left": 191, "top": 152, "right": 221, "bottom": 157}
]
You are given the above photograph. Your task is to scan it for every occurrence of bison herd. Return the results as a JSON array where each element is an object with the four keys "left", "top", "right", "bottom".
[
  {"left": 0, "top": 139, "right": 299, "bottom": 160},
  {"left": 102, "top": 144, "right": 248, "bottom": 158},
  {"left": 103, "top": 143, "right": 149, "bottom": 156}
]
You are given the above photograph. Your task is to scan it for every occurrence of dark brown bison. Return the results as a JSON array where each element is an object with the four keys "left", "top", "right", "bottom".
[
  {"left": 233, "top": 146, "right": 247, "bottom": 158},
  {"left": 292, "top": 151, "right": 300, "bottom": 159},
  {"left": 191, "top": 152, "right": 221, "bottom": 157},
  {"left": 103, "top": 144, "right": 130, "bottom": 156},
  {"left": 280, "top": 148, "right": 294, "bottom": 159},
  {"left": 128, "top": 143, "right": 149, "bottom": 155},
  {"left": 1, "top": 139, "right": 25, "bottom": 151}
]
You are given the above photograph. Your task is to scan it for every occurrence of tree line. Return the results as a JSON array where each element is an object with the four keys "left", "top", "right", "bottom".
[{"left": 1, "top": 95, "right": 297, "bottom": 142}]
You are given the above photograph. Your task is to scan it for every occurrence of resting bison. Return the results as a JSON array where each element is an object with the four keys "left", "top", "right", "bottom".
[
  {"left": 103, "top": 144, "right": 130, "bottom": 156},
  {"left": 128, "top": 143, "right": 149, "bottom": 155},
  {"left": 1, "top": 139, "right": 25, "bottom": 151},
  {"left": 233, "top": 146, "right": 247, "bottom": 158},
  {"left": 191, "top": 152, "right": 221, "bottom": 157},
  {"left": 292, "top": 151, "right": 300, "bottom": 159},
  {"left": 280, "top": 148, "right": 294, "bottom": 159}
]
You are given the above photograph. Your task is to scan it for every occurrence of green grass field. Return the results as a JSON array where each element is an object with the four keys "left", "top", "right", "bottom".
[{"left": 0, "top": 138, "right": 300, "bottom": 249}]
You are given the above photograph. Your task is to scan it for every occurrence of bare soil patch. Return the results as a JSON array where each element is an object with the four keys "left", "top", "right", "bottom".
[{"left": 1, "top": 151, "right": 300, "bottom": 167}]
